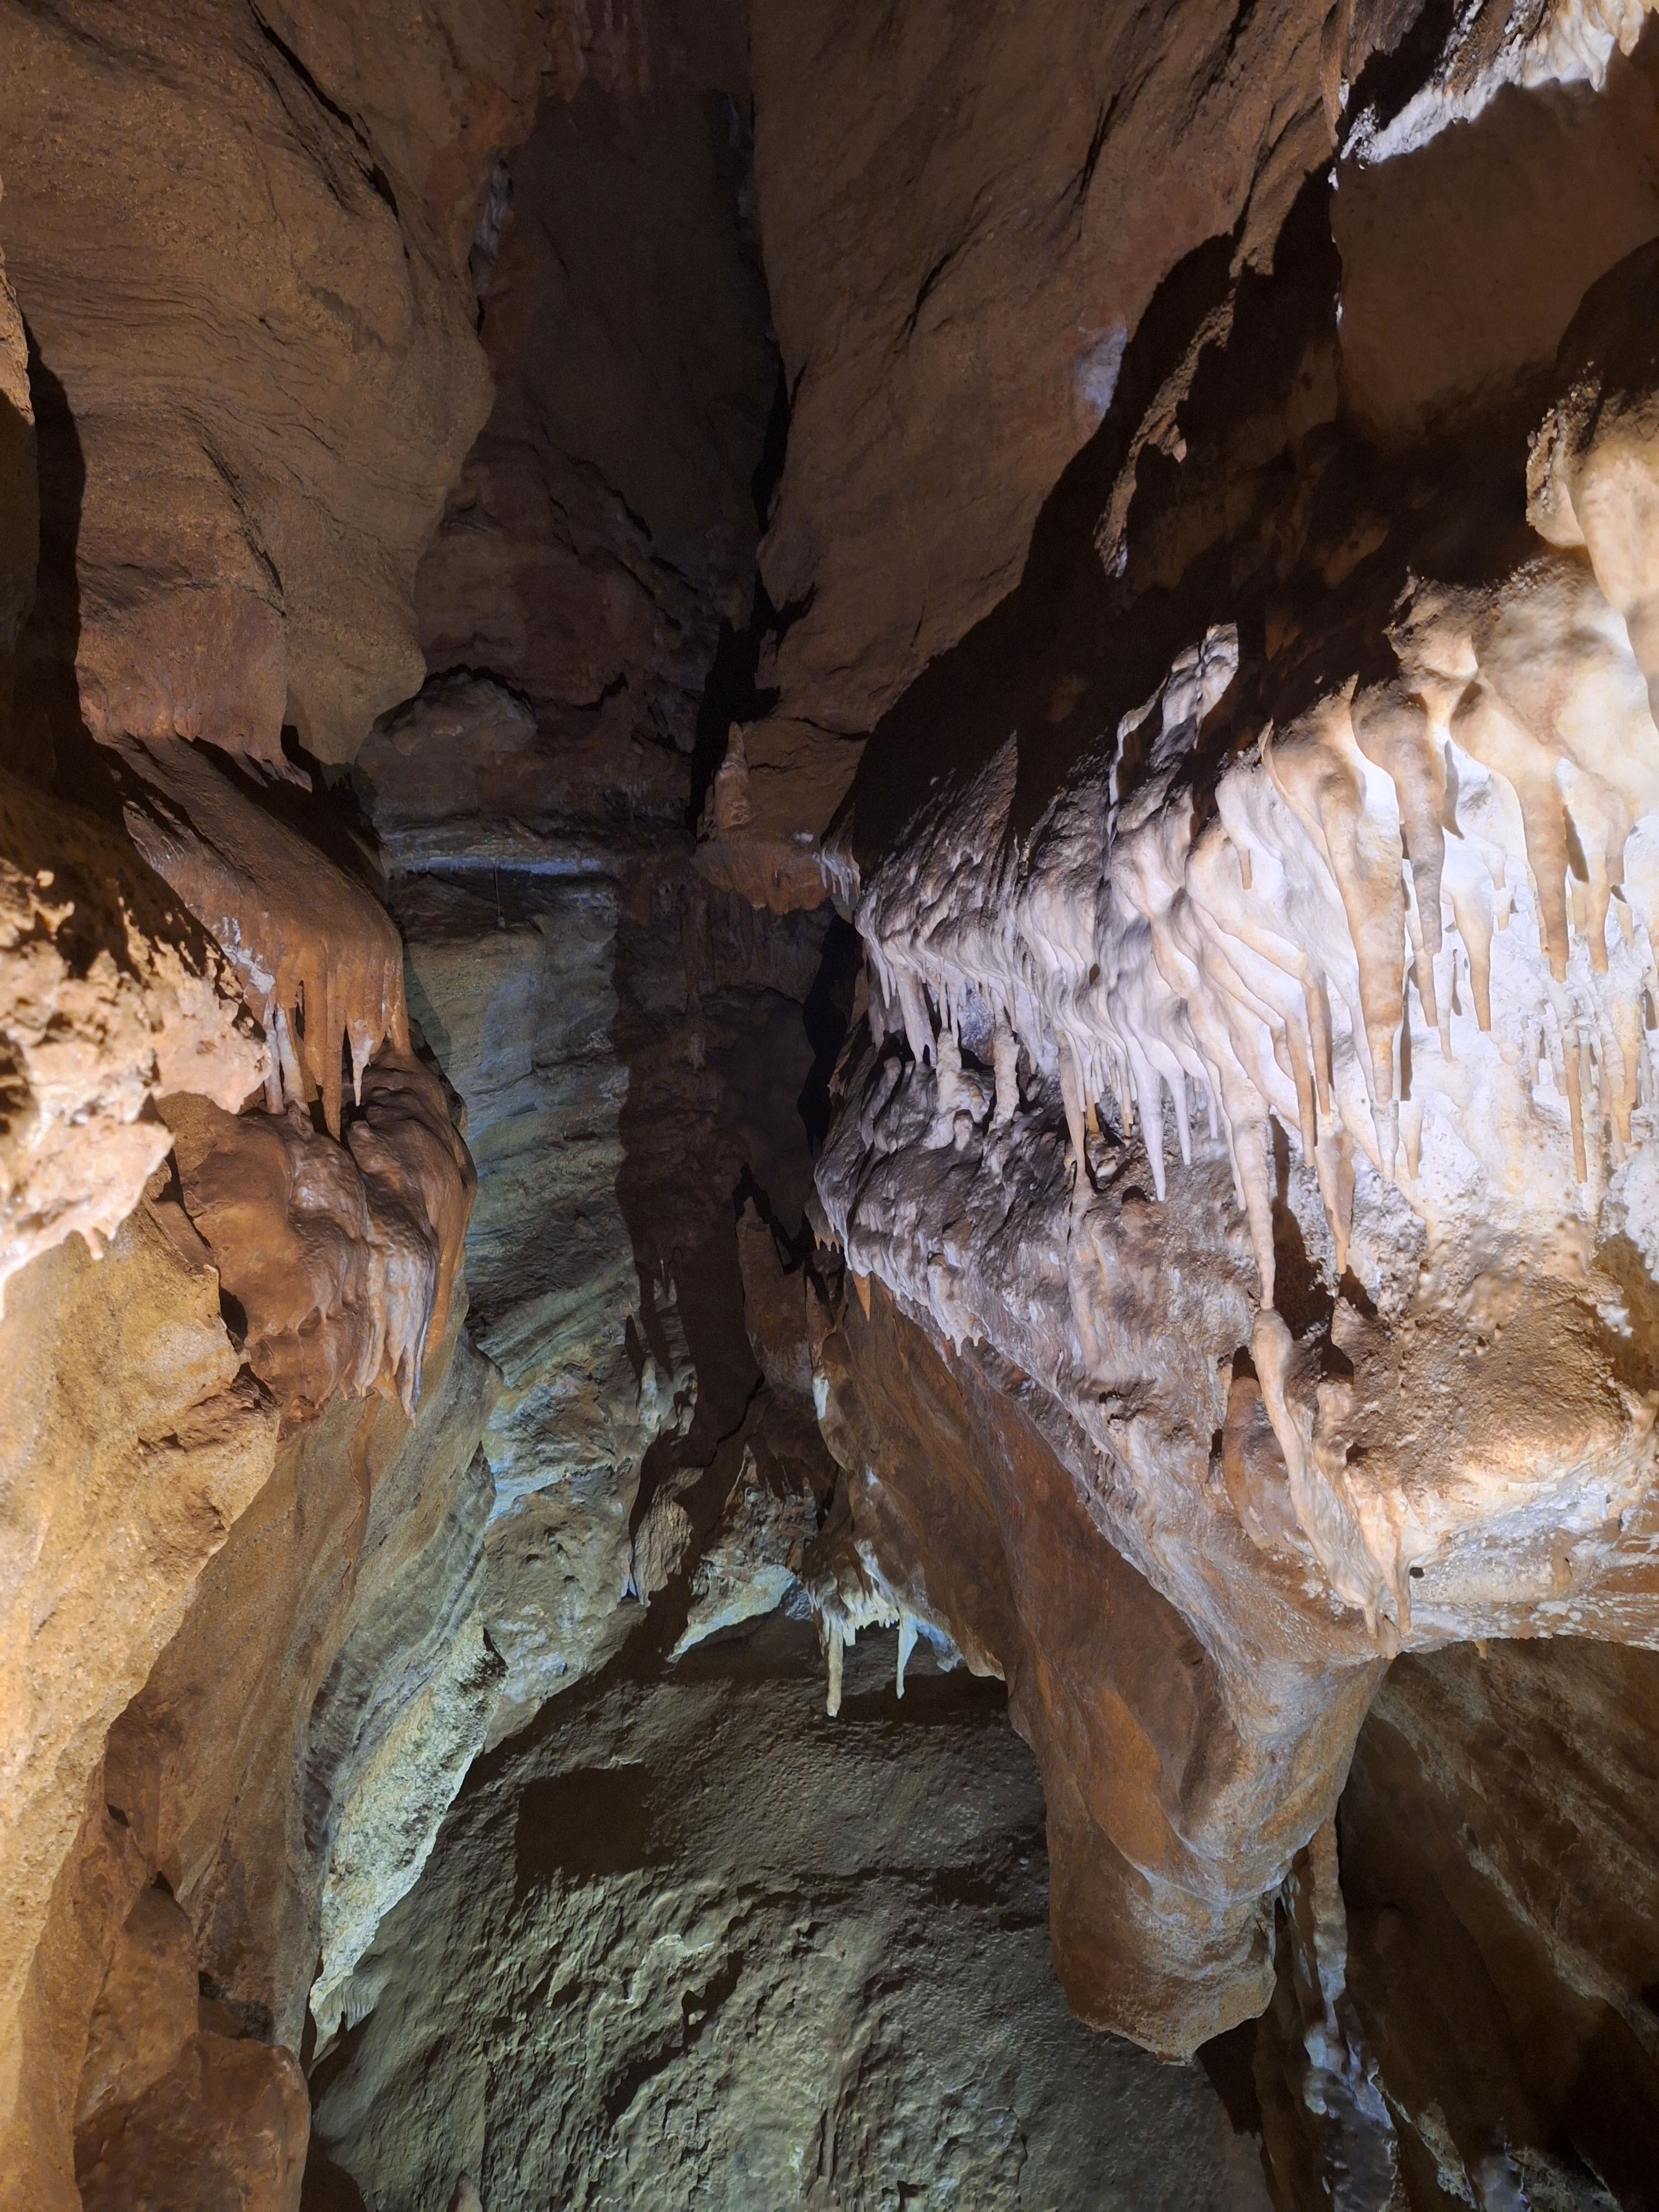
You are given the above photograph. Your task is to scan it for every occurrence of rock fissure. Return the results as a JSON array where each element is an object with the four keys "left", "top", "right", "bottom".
[{"left": 7, "top": 2, "right": 1659, "bottom": 2207}]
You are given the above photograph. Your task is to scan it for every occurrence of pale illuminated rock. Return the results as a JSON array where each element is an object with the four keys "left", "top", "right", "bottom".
[
  {"left": 0, "top": 774, "right": 267, "bottom": 1305},
  {"left": 817, "top": 280, "right": 1659, "bottom": 2052}
]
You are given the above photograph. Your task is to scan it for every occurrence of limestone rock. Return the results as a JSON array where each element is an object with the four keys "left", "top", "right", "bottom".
[
  {"left": 0, "top": 0, "right": 517, "bottom": 768},
  {"left": 0, "top": 771, "right": 267, "bottom": 1301},
  {"left": 701, "top": 0, "right": 1412, "bottom": 891},
  {"left": 309, "top": 1623, "right": 1271, "bottom": 2212},
  {"left": 161, "top": 1052, "right": 474, "bottom": 1422},
  {"left": 669, "top": 1447, "right": 819, "bottom": 1656},
  {"left": 306, "top": 1427, "right": 504, "bottom": 2042},
  {"left": 388, "top": 860, "right": 693, "bottom": 1741},
  {"left": 808, "top": 215, "right": 1659, "bottom": 2056},
  {"left": 0, "top": 191, "right": 36, "bottom": 733},
  {"left": 1331, "top": 1637, "right": 1659, "bottom": 2203},
  {"left": 414, "top": 0, "right": 771, "bottom": 757},
  {"left": 122, "top": 739, "right": 410, "bottom": 1138},
  {"left": 73, "top": 1886, "right": 199, "bottom": 2130},
  {"left": 0, "top": 1202, "right": 280, "bottom": 2211},
  {"left": 76, "top": 2032, "right": 307, "bottom": 2212}
]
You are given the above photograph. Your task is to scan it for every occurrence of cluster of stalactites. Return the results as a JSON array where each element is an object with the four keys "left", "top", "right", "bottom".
[
  {"left": 853, "top": 374, "right": 1659, "bottom": 1310},
  {"left": 120, "top": 738, "right": 409, "bottom": 1140}
]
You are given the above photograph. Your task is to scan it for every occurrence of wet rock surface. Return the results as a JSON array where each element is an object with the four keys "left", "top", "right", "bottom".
[{"left": 308, "top": 1619, "right": 1272, "bottom": 2212}]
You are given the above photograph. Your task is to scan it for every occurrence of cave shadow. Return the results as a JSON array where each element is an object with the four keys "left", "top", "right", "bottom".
[
  {"left": 7, "top": 325, "right": 90, "bottom": 795},
  {"left": 835, "top": 147, "right": 1540, "bottom": 887}
]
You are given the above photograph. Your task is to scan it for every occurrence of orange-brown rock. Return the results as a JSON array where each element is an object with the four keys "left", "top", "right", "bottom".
[
  {"left": 69, "top": 1881, "right": 308, "bottom": 2212},
  {"left": 812, "top": 1269, "right": 1381, "bottom": 2056},
  {"left": 161, "top": 1050, "right": 474, "bottom": 1421},
  {"left": 1330, "top": 1638, "right": 1659, "bottom": 2204},
  {"left": 697, "top": 0, "right": 1416, "bottom": 898},
  {"left": 0, "top": 1, "right": 530, "bottom": 770},
  {"left": 120, "top": 738, "right": 409, "bottom": 1140},
  {"left": 0, "top": 1201, "right": 280, "bottom": 2211},
  {"left": 0, "top": 195, "right": 35, "bottom": 735},
  {"left": 5, "top": 1287, "right": 494, "bottom": 2212},
  {"left": 414, "top": 0, "right": 771, "bottom": 758}
]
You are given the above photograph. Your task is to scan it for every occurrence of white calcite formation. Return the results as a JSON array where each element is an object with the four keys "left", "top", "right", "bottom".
[
  {"left": 121, "top": 738, "right": 410, "bottom": 1140},
  {"left": 0, "top": 771, "right": 267, "bottom": 1305},
  {"left": 818, "top": 257, "right": 1659, "bottom": 2049}
]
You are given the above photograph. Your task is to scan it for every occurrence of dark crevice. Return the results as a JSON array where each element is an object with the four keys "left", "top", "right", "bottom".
[
  {"left": 899, "top": 246, "right": 954, "bottom": 344},
  {"left": 1070, "top": 96, "right": 1115, "bottom": 212},
  {"left": 252, "top": 12, "right": 401, "bottom": 220}
]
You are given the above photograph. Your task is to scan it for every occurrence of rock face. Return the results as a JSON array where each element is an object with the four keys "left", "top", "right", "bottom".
[
  {"left": 1331, "top": 1638, "right": 1659, "bottom": 2204},
  {"left": 704, "top": 0, "right": 1659, "bottom": 889},
  {"left": 414, "top": 0, "right": 772, "bottom": 758},
  {"left": 309, "top": 1621, "right": 1273, "bottom": 2212},
  {"left": 11, "top": 1, "right": 1659, "bottom": 2207},
  {"left": 363, "top": 760, "right": 696, "bottom": 1746},
  {"left": 0, "top": 1194, "right": 282, "bottom": 2210},
  {"left": 0, "top": 0, "right": 547, "bottom": 773},
  {"left": 0, "top": 3, "right": 529, "bottom": 2193},
  {"left": 798, "top": 23, "right": 1659, "bottom": 2079},
  {"left": 0, "top": 769, "right": 267, "bottom": 1299}
]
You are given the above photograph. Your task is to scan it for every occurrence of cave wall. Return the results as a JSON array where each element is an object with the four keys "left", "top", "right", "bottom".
[
  {"left": 781, "top": 0, "right": 1659, "bottom": 2198},
  {"left": 1, "top": 0, "right": 822, "bottom": 2201},
  {"left": 5, "top": 0, "right": 1659, "bottom": 2206}
]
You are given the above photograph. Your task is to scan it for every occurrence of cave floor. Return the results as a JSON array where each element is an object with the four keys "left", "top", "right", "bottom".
[{"left": 305, "top": 1616, "right": 1270, "bottom": 2211}]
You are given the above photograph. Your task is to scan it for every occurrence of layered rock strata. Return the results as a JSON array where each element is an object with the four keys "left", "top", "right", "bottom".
[
  {"left": 0, "top": 4, "right": 540, "bottom": 2190},
  {"left": 704, "top": 0, "right": 1659, "bottom": 897}
]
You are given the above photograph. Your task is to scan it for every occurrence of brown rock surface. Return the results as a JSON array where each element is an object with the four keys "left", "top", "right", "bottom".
[
  {"left": 0, "top": 195, "right": 36, "bottom": 732},
  {"left": 161, "top": 1051, "right": 474, "bottom": 1422},
  {"left": 13, "top": 1, "right": 1659, "bottom": 2204},
  {"left": 71, "top": 1882, "right": 309, "bottom": 2212},
  {"left": 415, "top": 0, "right": 771, "bottom": 756},
  {"left": 121, "top": 740, "right": 410, "bottom": 1138},
  {"left": 0, "top": 1, "right": 525, "bottom": 769},
  {"left": 695, "top": 0, "right": 1413, "bottom": 891},
  {"left": 6, "top": 1288, "right": 495, "bottom": 2211},
  {"left": 0, "top": 1200, "right": 280, "bottom": 2211},
  {"left": 811, "top": 1267, "right": 1381, "bottom": 2057},
  {"left": 799, "top": 67, "right": 1659, "bottom": 2062},
  {"left": 1334, "top": 1639, "right": 1659, "bottom": 2205}
]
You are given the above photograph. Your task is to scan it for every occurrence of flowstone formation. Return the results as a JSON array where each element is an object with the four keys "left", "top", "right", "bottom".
[{"left": 795, "top": 9, "right": 1659, "bottom": 2192}]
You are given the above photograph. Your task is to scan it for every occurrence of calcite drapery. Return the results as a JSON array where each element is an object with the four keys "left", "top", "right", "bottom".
[
  {"left": 122, "top": 739, "right": 409, "bottom": 1141},
  {"left": 162, "top": 1053, "right": 474, "bottom": 1422},
  {"left": 816, "top": 244, "right": 1659, "bottom": 2053}
]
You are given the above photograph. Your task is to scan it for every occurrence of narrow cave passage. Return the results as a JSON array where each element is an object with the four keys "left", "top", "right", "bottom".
[{"left": 6, "top": 4, "right": 1659, "bottom": 2211}]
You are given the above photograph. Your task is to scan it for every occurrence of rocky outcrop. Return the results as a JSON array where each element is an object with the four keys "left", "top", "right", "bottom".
[
  {"left": 1, "top": 195, "right": 36, "bottom": 733},
  {"left": 307, "top": 1621, "right": 1273, "bottom": 2211},
  {"left": 0, "top": 3, "right": 526, "bottom": 2185},
  {"left": 0, "top": 1197, "right": 283, "bottom": 2210},
  {"left": 0, "top": 770, "right": 267, "bottom": 1299},
  {"left": 801, "top": 30, "right": 1659, "bottom": 2067},
  {"left": 704, "top": 0, "right": 1659, "bottom": 894},
  {"left": 14, "top": 1, "right": 1659, "bottom": 2205},
  {"left": 0, "top": 0, "right": 541, "bottom": 773},
  {"left": 1331, "top": 1637, "right": 1659, "bottom": 2205}
]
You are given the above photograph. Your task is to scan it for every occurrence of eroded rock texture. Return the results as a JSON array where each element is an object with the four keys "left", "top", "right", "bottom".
[
  {"left": 308, "top": 1621, "right": 1271, "bottom": 2212},
  {"left": 0, "top": 1, "right": 525, "bottom": 2198},
  {"left": 8, "top": 0, "right": 1659, "bottom": 2206},
  {"left": 796, "top": 12, "right": 1659, "bottom": 2067}
]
